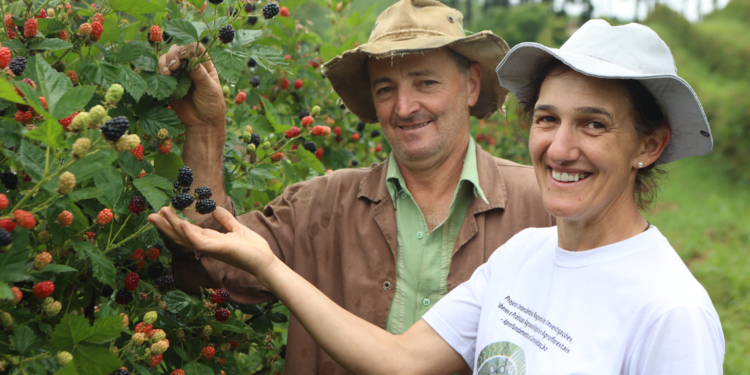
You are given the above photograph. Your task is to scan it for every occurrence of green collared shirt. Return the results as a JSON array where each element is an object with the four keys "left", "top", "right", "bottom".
[{"left": 384, "top": 140, "right": 488, "bottom": 334}]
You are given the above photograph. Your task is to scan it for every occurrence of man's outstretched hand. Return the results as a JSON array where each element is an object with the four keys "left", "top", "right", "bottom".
[
  {"left": 148, "top": 207, "right": 277, "bottom": 279},
  {"left": 158, "top": 42, "right": 226, "bottom": 132}
]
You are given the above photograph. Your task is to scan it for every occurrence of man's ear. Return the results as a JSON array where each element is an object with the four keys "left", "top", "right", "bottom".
[
  {"left": 638, "top": 126, "right": 671, "bottom": 167},
  {"left": 467, "top": 62, "right": 482, "bottom": 108}
]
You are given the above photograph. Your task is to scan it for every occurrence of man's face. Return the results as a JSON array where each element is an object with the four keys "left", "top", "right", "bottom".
[{"left": 368, "top": 48, "right": 481, "bottom": 171}]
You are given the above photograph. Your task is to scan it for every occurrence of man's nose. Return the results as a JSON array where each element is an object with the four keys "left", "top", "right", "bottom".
[{"left": 394, "top": 87, "right": 420, "bottom": 120}]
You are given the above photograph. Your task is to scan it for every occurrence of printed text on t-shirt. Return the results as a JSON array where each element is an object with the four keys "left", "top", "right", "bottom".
[{"left": 498, "top": 296, "right": 572, "bottom": 354}]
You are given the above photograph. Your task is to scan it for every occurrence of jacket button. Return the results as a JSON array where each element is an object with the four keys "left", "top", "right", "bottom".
[
  {"left": 422, "top": 298, "right": 431, "bottom": 306},
  {"left": 383, "top": 281, "right": 391, "bottom": 290},
  {"left": 416, "top": 231, "right": 423, "bottom": 239}
]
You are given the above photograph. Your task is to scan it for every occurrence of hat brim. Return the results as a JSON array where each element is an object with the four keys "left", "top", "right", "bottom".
[
  {"left": 495, "top": 42, "right": 713, "bottom": 165},
  {"left": 322, "top": 31, "right": 510, "bottom": 124}
]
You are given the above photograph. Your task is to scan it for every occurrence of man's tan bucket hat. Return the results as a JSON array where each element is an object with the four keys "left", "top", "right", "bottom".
[{"left": 321, "top": 0, "right": 511, "bottom": 124}]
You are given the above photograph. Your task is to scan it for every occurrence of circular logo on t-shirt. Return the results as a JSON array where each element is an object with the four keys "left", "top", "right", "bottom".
[{"left": 476, "top": 342, "right": 526, "bottom": 375}]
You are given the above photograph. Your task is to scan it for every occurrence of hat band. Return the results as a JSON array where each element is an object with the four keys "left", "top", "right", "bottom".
[{"left": 369, "top": 29, "right": 454, "bottom": 43}]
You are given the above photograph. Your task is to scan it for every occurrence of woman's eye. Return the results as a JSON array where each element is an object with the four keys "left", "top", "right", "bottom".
[
  {"left": 377, "top": 87, "right": 392, "bottom": 95},
  {"left": 539, "top": 116, "right": 556, "bottom": 123}
]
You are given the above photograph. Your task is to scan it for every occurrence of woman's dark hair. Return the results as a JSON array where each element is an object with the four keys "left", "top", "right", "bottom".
[{"left": 515, "top": 58, "right": 669, "bottom": 211}]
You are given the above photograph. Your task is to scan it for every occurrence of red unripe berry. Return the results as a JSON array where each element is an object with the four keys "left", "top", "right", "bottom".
[
  {"left": 291, "top": 144, "right": 298, "bottom": 150},
  {"left": 24, "top": 19, "right": 38, "bottom": 38},
  {"left": 150, "top": 354, "right": 163, "bottom": 368},
  {"left": 0, "top": 47, "right": 10, "bottom": 69},
  {"left": 202, "top": 346, "right": 215, "bottom": 359},
  {"left": 171, "top": 370, "right": 186, "bottom": 375},
  {"left": 90, "top": 21, "right": 103, "bottom": 42},
  {"left": 279, "top": 6, "right": 290, "bottom": 17},
  {"left": 235, "top": 92, "right": 247, "bottom": 104},
  {"left": 293, "top": 79, "right": 303, "bottom": 90},
  {"left": 146, "top": 247, "right": 160, "bottom": 261},
  {"left": 375, "top": 144, "right": 383, "bottom": 152},
  {"left": 280, "top": 77, "right": 289, "bottom": 90},
  {"left": 34, "top": 281, "right": 55, "bottom": 299},
  {"left": 214, "top": 307, "right": 231, "bottom": 323},
  {"left": 14, "top": 210, "right": 36, "bottom": 229},
  {"left": 97, "top": 208, "right": 113, "bottom": 225},
  {"left": 59, "top": 112, "right": 78, "bottom": 130},
  {"left": 0, "top": 219, "right": 17, "bottom": 232},
  {"left": 124, "top": 272, "right": 139, "bottom": 291},
  {"left": 131, "top": 248, "right": 145, "bottom": 262},
  {"left": 131, "top": 144, "right": 144, "bottom": 161},
  {"left": 93, "top": 13, "right": 105, "bottom": 25},
  {"left": 149, "top": 25, "right": 162, "bottom": 42},
  {"left": 11, "top": 286, "right": 22, "bottom": 304},
  {"left": 332, "top": 126, "right": 342, "bottom": 136},
  {"left": 86, "top": 231, "right": 95, "bottom": 240},
  {"left": 351, "top": 133, "right": 360, "bottom": 141},
  {"left": 315, "top": 147, "right": 324, "bottom": 160},
  {"left": 57, "top": 30, "right": 68, "bottom": 41},
  {"left": 35, "top": 9, "right": 47, "bottom": 19},
  {"left": 271, "top": 152, "right": 284, "bottom": 162},
  {"left": 301, "top": 116, "right": 314, "bottom": 127},
  {"left": 4, "top": 15, "right": 13, "bottom": 29},
  {"left": 0, "top": 194, "right": 8, "bottom": 210}
]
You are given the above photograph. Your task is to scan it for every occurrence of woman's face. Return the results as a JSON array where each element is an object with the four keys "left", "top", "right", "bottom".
[{"left": 529, "top": 69, "right": 644, "bottom": 224}]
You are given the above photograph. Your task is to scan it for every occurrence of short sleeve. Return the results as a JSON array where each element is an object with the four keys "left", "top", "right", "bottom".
[
  {"left": 629, "top": 306, "right": 725, "bottom": 375},
  {"left": 422, "top": 255, "right": 493, "bottom": 369}
]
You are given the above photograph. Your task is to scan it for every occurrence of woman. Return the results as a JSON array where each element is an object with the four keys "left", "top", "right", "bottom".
[{"left": 149, "top": 20, "right": 724, "bottom": 374}]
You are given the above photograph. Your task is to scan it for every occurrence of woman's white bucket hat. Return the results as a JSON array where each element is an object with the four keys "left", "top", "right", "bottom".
[{"left": 495, "top": 19, "right": 712, "bottom": 165}]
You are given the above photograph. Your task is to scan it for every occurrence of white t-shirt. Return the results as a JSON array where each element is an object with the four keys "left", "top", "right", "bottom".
[{"left": 423, "top": 227, "right": 724, "bottom": 375}]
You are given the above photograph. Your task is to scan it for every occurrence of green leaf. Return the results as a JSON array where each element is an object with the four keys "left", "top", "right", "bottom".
[
  {"left": 110, "top": 0, "right": 166, "bottom": 13},
  {"left": 245, "top": 114, "right": 275, "bottom": 136},
  {"left": 118, "top": 152, "right": 142, "bottom": 178},
  {"left": 74, "top": 242, "right": 117, "bottom": 286},
  {"left": 138, "top": 105, "right": 184, "bottom": 137},
  {"left": 207, "top": 17, "right": 228, "bottom": 31},
  {"left": 28, "top": 38, "right": 73, "bottom": 51},
  {"left": 143, "top": 72, "right": 178, "bottom": 100},
  {"left": 25, "top": 120, "right": 67, "bottom": 149},
  {"left": 0, "top": 282, "right": 13, "bottom": 301},
  {"left": 0, "top": 229, "right": 30, "bottom": 283},
  {"left": 17, "top": 140, "right": 46, "bottom": 182},
  {"left": 133, "top": 174, "right": 170, "bottom": 210},
  {"left": 80, "top": 60, "right": 120, "bottom": 87},
  {"left": 163, "top": 290, "right": 203, "bottom": 319},
  {"left": 1, "top": 39, "right": 26, "bottom": 51},
  {"left": 191, "top": 22, "right": 208, "bottom": 38},
  {"left": 249, "top": 166, "right": 275, "bottom": 180},
  {"left": 164, "top": 19, "right": 200, "bottom": 45},
  {"left": 67, "top": 149, "right": 118, "bottom": 184},
  {"left": 28, "top": 263, "right": 77, "bottom": 276},
  {"left": 249, "top": 45, "right": 291, "bottom": 73},
  {"left": 0, "top": 79, "right": 24, "bottom": 104},
  {"left": 181, "top": 362, "right": 213, "bottom": 375},
  {"left": 209, "top": 46, "right": 248, "bottom": 84},
  {"left": 72, "top": 343, "right": 121, "bottom": 375},
  {"left": 118, "top": 66, "right": 148, "bottom": 102},
  {"left": 132, "top": 55, "right": 157, "bottom": 72},
  {"left": 15, "top": 80, "right": 53, "bottom": 119},
  {"left": 173, "top": 75, "right": 192, "bottom": 99},
  {"left": 52, "top": 85, "right": 96, "bottom": 119},
  {"left": 12, "top": 325, "right": 38, "bottom": 355},
  {"left": 229, "top": 29, "right": 262, "bottom": 51},
  {"left": 154, "top": 152, "right": 184, "bottom": 180},
  {"left": 94, "top": 165, "right": 123, "bottom": 208},
  {"left": 172, "top": 345, "right": 191, "bottom": 362},
  {"left": 298, "top": 148, "right": 325, "bottom": 174},
  {"left": 268, "top": 312, "right": 289, "bottom": 323},
  {"left": 50, "top": 314, "right": 92, "bottom": 349},
  {"left": 86, "top": 315, "right": 124, "bottom": 344},
  {"left": 116, "top": 41, "right": 151, "bottom": 64},
  {"left": 67, "top": 188, "right": 104, "bottom": 202},
  {"left": 30, "top": 55, "right": 73, "bottom": 120},
  {"left": 54, "top": 360, "right": 78, "bottom": 375},
  {"left": 260, "top": 96, "right": 289, "bottom": 132}
]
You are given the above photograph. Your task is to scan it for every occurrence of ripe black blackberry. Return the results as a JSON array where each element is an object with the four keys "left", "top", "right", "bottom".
[
  {"left": 154, "top": 275, "right": 174, "bottom": 291},
  {"left": 194, "top": 187, "right": 212, "bottom": 200},
  {"left": 201, "top": 35, "right": 209, "bottom": 44},
  {"left": 208, "top": 0, "right": 223, "bottom": 4},
  {"left": 147, "top": 262, "right": 164, "bottom": 279},
  {"left": 195, "top": 199, "right": 217, "bottom": 215},
  {"left": 218, "top": 25, "right": 235, "bottom": 44},
  {"left": 247, "top": 58, "right": 257, "bottom": 68},
  {"left": 262, "top": 2, "right": 280, "bottom": 19},
  {"left": 110, "top": 368, "right": 132, "bottom": 375},
  {"left": 356, "top": 121, "right": 366, "bottom": 132},
  {"left": 115, "top": 289, "right": 133, "bottom": 305},
  {"left": 0, "top": 228, "right": 12, "bottom": 247},
  {"left": 247, "top": 16, "right": 258, "bottom": 26},
  {"left": 9, "top": 57, "right": 26, "bottom": 77},
  {"left": 119, "top": 259, "right": 138, "bottom": 274},
  {"left": 340, "top": 103, "right": 347, "bottom": 110},
  {"left": 1, "top": 172, "right": 18, "bottom": 190},
  {"left": 177, "top": 166, "right": 193, "bottom": 187},
  {"left": 352, "top": 160, "right": 359, "bottom": 166},
  {"left": 228, "top": 6, "right": 239, "bottom": 16},
  {"left": 279, "top": 344, "right": 286, "bottom": 359},
  {"left": 162, "top": 30, "right": 173, "bottom": 43},
  {"left": 101, "top": 117, "right": 130, "bottom": 141},
  {"left": 244, "top": 2, "right": 257, "bottom": 13},
  {"left": 172, "top": 193, "right": 195, "bottom": 210},
  {"left": 250, "top": 133, "right": 261, "bottom": 147},
  {"left": 173, "top": 181, "right": 190, "bottom": 194},
  {"left": 303, "top": 141, "right": 317, "bottom": 153},
  {"left": 250, "top": 76, "right": 261, "bottom": 88},
  {"left": 101, "top": 285, "right": 114, "bottom": 298},
  {"left": 370, "top": 130, "right": 380, "bottom": 138},
  {"left": 298, "top": 110, "right": 310, "bottom": 120}
]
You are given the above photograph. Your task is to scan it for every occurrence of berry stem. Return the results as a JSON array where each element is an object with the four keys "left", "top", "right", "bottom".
[
  {"left": 32, "top": 0, "right": 52, "bottom": 19},
  {"left": 106, "top": 214, "right": 131, "bottom": 249},
  {"left": 104, "top": 222, "right": 155, "bottom": 254}
]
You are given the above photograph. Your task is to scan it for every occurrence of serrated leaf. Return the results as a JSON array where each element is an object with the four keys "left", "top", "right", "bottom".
[
  {"left": 172, "top": 345, "right": 191, "bottom": 362},
  {"left": 298, "top": 148, "right": 325, "bottom": 174},
  {"left": 67, "top": 187, "right": 104, "bottom": 202},
  {"left": 164, "top": 19, "right": 200, "bottom": 45},
  {"left": 1, "top": 39, "right": 26, "bottom": 51},
  {"left": 173, "top": 74, "right": 192, "bottom": 99},
  {"left": 140, "top": 174, "right": 174, "bottom": 190},
  {"left": 133, "top": 175, "right": 170, "bottom": 210},
  {"left": 54, "top": 360, "right": 78, "bottom": 375},
  {"left": 80, "top": 60, "right": 119, "bottom": 87},
  {"left": 132, "top": 55, "right": 157, "bottom": 72},
  {"left": 207, "top": 17, "right": 228, "bottom": 31},
  {"left": 245, "top": 113, "right": 275, "bottom": 136},
  {"left": 260, "top": 96, "right": 289, "bottom": 132},
  {"left": 28, "top": 263, "right": 77, "bottom": 276},
  {"left": 116, "top": 41, "right": 150, "bottom": 64},
  {"left": 118, "top": 66, "right": 148, "bottom": 101},
  {"left": 72, "top": 343, "right": 121, "bottom": 375},
  {"left": 110, "top": 0, "right": 166, "bottom": 13},
  {"left": 17, "top": 140, "right": 46, "bottom": 182},
  {"left": 0, "top": 229, "right": 30, "bottom": 283},
  {"left": 94, "top": 165, "right": 123, "bottom": 208},
  {"left": 154, "top": 152, "right": 184, "bottom": 180},
  {"left": 52, "top": 85, "right": 96, "bottom": 119},
  {"left": 249, "top": 166, "right": 275, "bottom": 180},
  {"left": 268, "top": 312, "right": 289, "bottom": 323},
  {"left": 85, "top": 315, "right": 124, "bottom": 344},
  {"left": 249, "top": 45, "right": 291, "bottom": 72},
  {"left": 143, "top": 72, "right": 178, "bottom": 100},
  {"left": 138, "top": 105, "right": 184, "bottom": 137},
  {"left": 30, "top": 55, "right": 72, "bottom": 120},
  {"left": 74, "top": 242, "right": 117, "bottom": 286},
  {"left": 0, "top": 79, "right": 24, "bottom": 104},
  {"left": 229, "top": 29, "right": 262, "bottom": 51},
  {"left": 29, "top": 38, "right": 72, "bottom": 51},
  {"left": 209, "top": 46, "right": 248, "bottom": 84},
  {"left": 182, "top": 362, "right": 213, "bottom": 375},
  {"left": 25, "top": 119, "right": 67, "bottom": 149},
  {"left": 163, "top": 290, "right": 203, "bottom": 319},
  {"left": 50, "top": 314, "right": 92, "bottom": 349},
  {"left": 66, "top": 149, "right": 118, "bottom": 184},
  {"left": 191, "top": 22, "right": 208, "bottom": 38},
  {"left": 118, "top": 151, "right": 142, "bottom": 178},
  {"left": 15, "top": 80, "right": 53, "bottom": 119},
  {"left": 0, "top": 283, "right": 13, "bottom": 301},
  {"left": 12, "top": 325, "right": 38, "bottom": 355}
]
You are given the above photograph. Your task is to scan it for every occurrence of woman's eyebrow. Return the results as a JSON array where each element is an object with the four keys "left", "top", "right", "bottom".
[
  {"left": 533, "top": 104, "right": 556, "bottom": 114},
  {"left": 575, "top": 106, "right": 613, "bottom": 121}
]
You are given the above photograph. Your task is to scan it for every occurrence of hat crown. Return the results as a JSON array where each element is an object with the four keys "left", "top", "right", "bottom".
[
  {"left": 369, "top": 0, "right": 465, "bottom": 43},
  {"left": 561, "top": 19, "right": 677, "bottom": 75}
]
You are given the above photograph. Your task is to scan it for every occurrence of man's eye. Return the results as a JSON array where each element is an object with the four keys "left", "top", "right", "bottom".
[
  {"left": 586, "top": 122, "right": 605, "bottom": 130},
  {"left": 423, "top": 80, "right": 436, "bottom": 86}
]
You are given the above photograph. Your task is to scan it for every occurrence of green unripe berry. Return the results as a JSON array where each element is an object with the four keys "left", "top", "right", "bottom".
[
  {"left": 222, "top": 85, "right": 230, "bottom": 97},
  {"left": 37, "top": 230, "right": 50, "bottom": 244},
  {"left": 203, "top": 325, "right": 213, "bottom": 337},
  {"left": 42, "top": 297, "right": 55, "bottom": 306},
  {"left": 246, "top": 144, "right": 256, "bottom": 153},
  {"left": 72, "top": 138, "right": 92, "bottom": 159},
  {"left": 143, "top": 311, "right": 158, "bottom": 325},
  {"left": 311, "top": 106, "right": 321, "bottom": 117},
  {"left": 261, "top": 141, "right": 271, "bottom": 149},
  {"left": 55, "top": 351, "right": 73, "bottom": 366},
  {"left": 105, "top": 84, "right": 124, "bottom": 105},
  {"left": 69, "top": 112, "right": 89, "bottom": 132},
  {"left": 88, "top": 105, "right": 107, "bottom": 127},
  {"left": 0, "top": 312, "right": 13, "bottom": 328},
  {"left": 243, "top": 131, "right": 252, "bottom": 143}
]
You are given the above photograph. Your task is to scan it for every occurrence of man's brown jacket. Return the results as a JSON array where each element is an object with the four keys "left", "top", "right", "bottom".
[{"left": 167, "top": 145, "right": 554, "bottom": 374}]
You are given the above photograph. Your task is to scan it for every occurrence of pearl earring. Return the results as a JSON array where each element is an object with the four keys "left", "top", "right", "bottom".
[{"left": 637, "top": 162, "right": 644, "bottom": 168}]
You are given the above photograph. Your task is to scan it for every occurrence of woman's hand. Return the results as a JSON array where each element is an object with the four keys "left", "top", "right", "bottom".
[{"left": 147, "top": 207, "right": 276, "bottom": 279}]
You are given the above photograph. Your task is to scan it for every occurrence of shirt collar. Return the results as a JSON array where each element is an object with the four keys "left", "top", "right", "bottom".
[{"left": 385, "top": 140, "right": 489, "bottom": 206}]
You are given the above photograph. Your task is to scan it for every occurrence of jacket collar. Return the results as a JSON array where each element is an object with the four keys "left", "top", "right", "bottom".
[{"left": 358, "top": 143, "right": 508, "bottom": 213}]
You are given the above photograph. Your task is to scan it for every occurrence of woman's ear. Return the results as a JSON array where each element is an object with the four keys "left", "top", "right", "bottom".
[{"left": 638, "top": 126, "right": 671, "bottom": 167}]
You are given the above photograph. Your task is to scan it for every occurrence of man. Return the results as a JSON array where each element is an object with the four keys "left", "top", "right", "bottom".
[{"left": 151, "top": 0, "right": 553, "bottom": 373}]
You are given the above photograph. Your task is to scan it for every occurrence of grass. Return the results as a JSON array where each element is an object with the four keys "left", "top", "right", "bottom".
[{"left": 643, "top": 156, "right": 750, "bottom": 373}]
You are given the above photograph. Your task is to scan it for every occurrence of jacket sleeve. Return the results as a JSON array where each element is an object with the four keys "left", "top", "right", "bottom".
[{"left": 167, "top": 186, "right": 301, "bottom": 305}]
